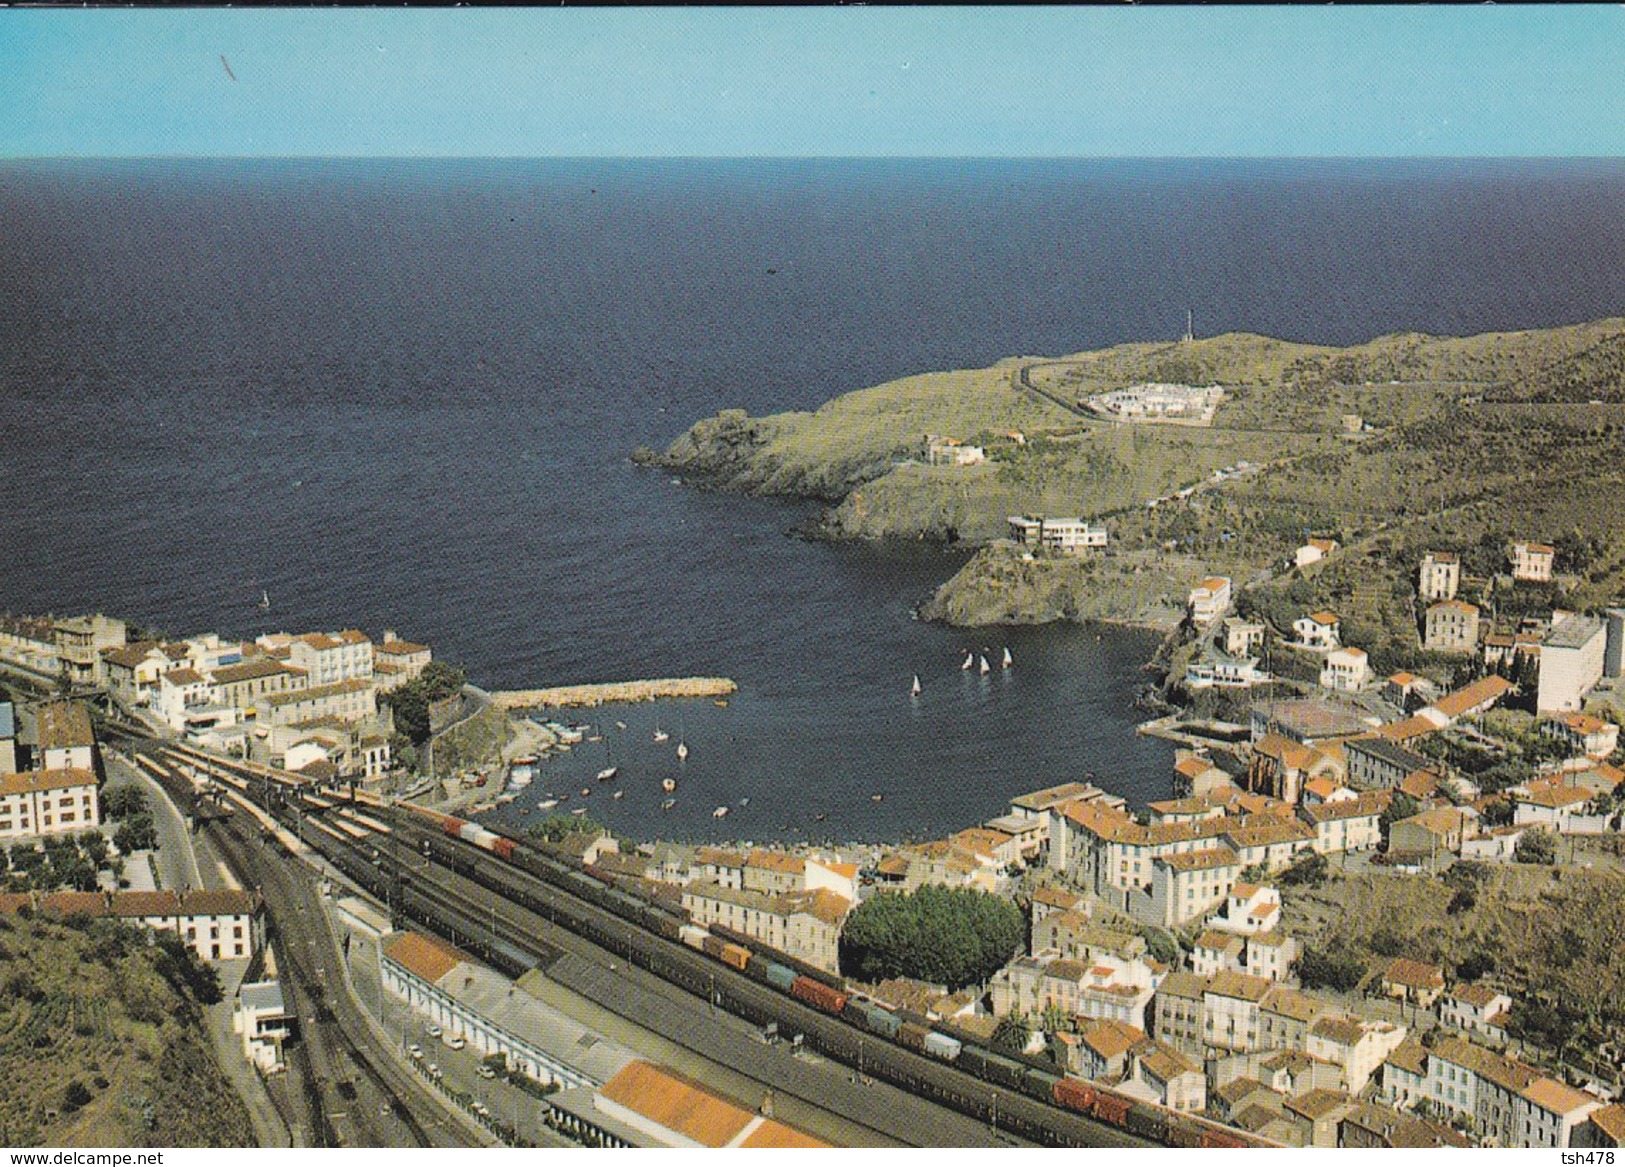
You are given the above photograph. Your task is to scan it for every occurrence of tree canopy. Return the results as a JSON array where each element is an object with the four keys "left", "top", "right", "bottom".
[
  {"left": 838, "top": 885, "right": 1023, "bottom": 992},
  {"left": 382, "top": 661, "right": 468, "bottom": 745}
]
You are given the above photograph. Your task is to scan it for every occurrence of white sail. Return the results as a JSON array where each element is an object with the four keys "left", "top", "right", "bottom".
[
  {"left": 1002, "top": 647, "right": 1013, "bottom": 668},
  {"left": 979, "top": 655, "right": 991, "bottom": 674},
  {"left": 910, "top": 674, "right": 921, "bottom": 697},
  {"left": 676, "top": 741, "right": 688, "bottom": 762},
  {"left": 961, "top": 652, "right": 974, "bottom": 671},
  {"left": 653, "top": 725, "right": 669, "bottom": 742}
]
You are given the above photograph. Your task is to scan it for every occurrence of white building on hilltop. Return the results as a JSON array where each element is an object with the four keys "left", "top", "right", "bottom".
[
  {"left": 1007, "top": 515, "right": 1108, "bottom": 554},
  {"left": 1538, "top": 614, "right": 1606, "bottom": 713}
]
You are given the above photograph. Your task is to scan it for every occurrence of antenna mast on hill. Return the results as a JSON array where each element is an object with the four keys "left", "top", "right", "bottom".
[{"left": 1185, "top": 309, "right": 1195, "bottom": 344}]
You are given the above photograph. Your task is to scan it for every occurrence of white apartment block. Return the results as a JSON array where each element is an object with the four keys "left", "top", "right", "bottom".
[
  {"left": 1538, "top": 614, "right": 1606, "bottom": 713},
  {"left": 1007, "top": 515, "right": 1108, "bottom": 554},
  {"left": 679, "top": 881, "right": 848, "bottom": 973},
  {"left": 282, "top": 630, "right": 374, "bottom": 687}
]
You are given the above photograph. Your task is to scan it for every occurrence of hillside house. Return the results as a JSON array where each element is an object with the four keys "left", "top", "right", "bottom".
[
  {"left": 1320, "top": 647, "right": 1370, "bottom": 692},
  {"left": 1296, "top": 538, "right": 1339, "bottom": 569},
  {"left": 1188, "top": 577, "right": 1232, "bottom": 625},
  {"left": 1538, "top": 615, "right": 1607, "bottom": 713},
  {"left": 1425, "top": 601, "right": 1481, "bottom": 652},
  {"left": 1294, "top": 612, "right": 1342, "bottom": 650},
  {"left": 1510, "top": 541, "right": 1555, "bottom": 583},
  {"left": 1418, "top": 552, "right": 1461, "bottom": 602},
  {"left": 1542, "top": 712, "right": 1619, "bottom": 760}
]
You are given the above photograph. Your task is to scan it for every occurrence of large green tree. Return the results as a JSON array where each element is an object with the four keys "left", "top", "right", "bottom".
[
  {"left": 382, "top": 661, "right": 468, "bottom": 745},
  {"left": 838, "top": 885, "right": 1023, "bottom": 991}
]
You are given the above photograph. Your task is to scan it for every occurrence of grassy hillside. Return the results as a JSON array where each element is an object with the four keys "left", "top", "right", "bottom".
[
  {"left": 657, "top": 318, "right": 1625, "bottom": 626},
  {"left": 1282, "top": 863, "right": 1625, "bottom": 1053},
  {"left": 0, "top": 912, "right": 253, "bottom": 1148}
]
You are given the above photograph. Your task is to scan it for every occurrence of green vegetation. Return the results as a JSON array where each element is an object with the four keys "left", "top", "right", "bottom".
[
  {"left": 1279, "top": 865, "right": 1625, "bottom": 1046},
  {"left": 524, "top": 814, "right": 607, "bottom": 843},
  {"left": 659, "top": 318, "right": 1625, "bottom": 628},
  {"left": 382, "top": 661, "right": 468, "bottom": 746},
  {"left": 1293, "top": 946, "right": 1365, "bottom": 992},
  {"left": 0, "top": 913, "right": 251, "bottom": 1147},
  {"left": 1514, "top": 829, "right": 1558, "bottom": 866},
  {"left": 990, "top": 1014, "right": 1031, "bottom": 1055},
  {"left": 101, "top": 785, "right": 158, "bottom": 858},
  {"left": 1276, "top": 851, "right": 1329, "bottom": 888},
  {"left": 838, "top": 885, "right": 1023, "bottom": 991},
  {"left": 4, "top": 831, "right": 123, "bottom": 895}
]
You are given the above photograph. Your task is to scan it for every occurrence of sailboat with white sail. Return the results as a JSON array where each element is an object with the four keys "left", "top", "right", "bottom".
[
  {"left": 1002, "top": 646, "right": 1013, "bottom": 668},
  {"left": 910, "top": 674, "right": 921, "bottom": 698},
  {"left": 979, "top": 654, "right": 991, "bottom": 675}
]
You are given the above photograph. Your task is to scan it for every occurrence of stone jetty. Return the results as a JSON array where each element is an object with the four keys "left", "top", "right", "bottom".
[{"left": 489, "top": 677, "right": 738, "bottom": 710}]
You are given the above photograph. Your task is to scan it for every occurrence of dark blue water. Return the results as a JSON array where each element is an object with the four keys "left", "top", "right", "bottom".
[{"left": 4, "top": 157, "right": 1624, "bottom": 842}]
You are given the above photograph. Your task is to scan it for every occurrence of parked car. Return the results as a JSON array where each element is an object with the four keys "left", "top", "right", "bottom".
[
  {"left": 427, "top": 1025, "right": 444, "bottom": 1038},
  {"left": 477, "top": 1065, "right": 496, "bottom": 1079},
  {"left": 448, "top": 1037, "right": 466, "bottom": 1051}
]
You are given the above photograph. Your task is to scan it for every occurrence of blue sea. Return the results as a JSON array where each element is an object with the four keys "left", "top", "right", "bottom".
[{"left": 4, "top": 157, "right": 1624, "bottom": 843}]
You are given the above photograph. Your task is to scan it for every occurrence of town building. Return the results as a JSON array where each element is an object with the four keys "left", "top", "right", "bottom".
[
  {"left": 1542, "top": 712, "right": 1619, "bottom": 760},
  {"left": 1388, "top": 808, "right": 1468, "bottom": 869},
  {"left": 1538, "top": 614, "right": 1607, "bottom": 713},
  {"left": 1319, "top": 647, "right": 1370, "bottom": 692},
  {"left": 1425, "top": 600, "right": 1481, "bottom": 652},
  {"left": 233, "top": 981, "right": 292, "bottom": 1074},
  {"left": 1084, "top": 382, "right": 1224, "bottom": 422},
  {"left": 1184, "top": 653, "right": 1270, "bottom": 689},
  {"left": 679, "top": 882, "right": 849, "bottom": 973},
  {"left": 1605, "top": 608, "right": 1625, "bottom": 679},
  {"left": 1307, "top": 1016, "right": 1408, "bottom": 1096},
  {"left": 0, "top": 702, "right": 15, "bottom": 773},
  {"left": 372, "top": 632, "right": 432, "bottom": 692},
  {"left": 1576, "top": 1104, "right": 1625, "bottom": 1149},
  {"left": 1250, "top": 698, "right": 1375, "bottom": 746},
  {"left": 1187, "top": 577, "right": 1232, "bottom": 625},
  {"left": 1345, "top": 737, "right": 1436, "bottom": 791},
  {"left": 1438, "top": 984, "right": 1511, "bottom": 1043},
  {"left": 381, "top": 930, "right": 637, "bottom": 1092},
  {"left": 990, "top": 952, "right": 1162, "bottom": 1030},
  {"left": 282, "top": 629, "right": 374, "bottom": 687},
  {"left": 51, "top": 613, "right": 127, "bottom": 686},
  {"left": 1296, "top": 792, "right": 1386, "bottom": 855},
  {"left": 258, "top": 678, "right": 378, "bottom": 726},
  {"left": 1294, "top": 611, "right": 1342, "bottom": 650},
  {"left": 1222, "top": 617, "right": 1266, "bottom": 658},
  {"left": 35, "top": 701, "right": 96, "bottom": 771},
  {"left": 1418, "top": 552, "right": 1461, "bottom": 602},
  {"left": 548, "top": 1059, "right": 828, "bottom": 1149},
  {"left": 1510, "top": 541, "right": 1555, "bottom": 583},
  {"left": 923, "top": 434, "right": 985, "bottom": 467},
  {"left": 1247, "top": 734, "right": 1343, "bottom": 805},
  {"left": 1295, "top": 538, "right": 1339, "bottom": 569},
  {"left": 1068, "top": 1018, "right": 1147, "bottom": 1081},
  {"left": 1006, "top": 515, "right": 1108, "bottom": 554},
  {"left": 209, "top": 658, "right": 305, "bottom": 711},
  {"left": 0, "top": 767, "right": 98, "bottom": 839},
  {"left": 1379, "top": 958, "right": 1446, "bottom": 1009}
]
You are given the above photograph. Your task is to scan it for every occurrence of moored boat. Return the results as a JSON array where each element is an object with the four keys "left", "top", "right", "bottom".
[
  {"left": 595, "top": 766, "right": 618, "bottom": 783},
  {"left": 712, "top": 805, "right": 729, "bottom": 818},
  {"left": 662, "top": 778, "right": 676, "bottom": 793}
]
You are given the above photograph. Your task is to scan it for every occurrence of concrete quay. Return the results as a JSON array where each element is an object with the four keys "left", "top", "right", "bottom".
[{"left": 490, "top": 677, "right": 737, "bottom": 710}]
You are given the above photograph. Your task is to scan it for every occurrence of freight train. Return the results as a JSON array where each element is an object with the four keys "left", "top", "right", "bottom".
[{"left": 393, "top": 802, "right": 1263, "bottom": 1150}]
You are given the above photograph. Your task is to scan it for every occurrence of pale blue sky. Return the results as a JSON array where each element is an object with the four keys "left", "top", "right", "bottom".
[{"left": 3, "top": 7, "right": 1622, "bottom": 157}]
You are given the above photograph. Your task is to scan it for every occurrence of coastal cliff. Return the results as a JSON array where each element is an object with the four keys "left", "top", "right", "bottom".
[{"left": 650, "top": 320, "right": 1625, "bottom": 629}]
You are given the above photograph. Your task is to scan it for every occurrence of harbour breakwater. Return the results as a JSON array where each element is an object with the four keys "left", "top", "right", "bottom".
[{"left": 490, "top": 677, "right": 738, "bottom": 710}]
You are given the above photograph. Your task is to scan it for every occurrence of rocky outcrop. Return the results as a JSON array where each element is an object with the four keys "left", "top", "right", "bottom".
[{"left": 920, "top": 544, "right": 1193, "bottom": 630}]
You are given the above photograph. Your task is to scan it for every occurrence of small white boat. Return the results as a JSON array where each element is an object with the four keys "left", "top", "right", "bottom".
[
  {"left": 258, "top": 589, "right": 270, "bottom": 610},
  {"left": 676, "top": 741, "right": 689, "bottom": 762},
  {"left": 579, "top": 787, "right": 592, "bottom": 797},
  {"left": 1002, "top": 647, "right": 1013, "bottom": 668},
  {"left": 614, "top": 720, "right": 627, "bottom": 730},
  {"left": 739, "top": 796, "right": 751, "bottom": 807},
  {"left": 612, "top": 790, "right": 625, "bottom": 801},
  {"left": 587, "top": 734, "right": 603, "bottom": 743},
  {"left": 538, "top": 799, "right": 559, "bottom": 810},
  {"left": 871, "top": 793, "right": 883, "bottom": 802},
  {"left": 712, "top": 806, "right": 729, "bottom": 818},
  {"left": 653, "top": 726, "right": 669, "bottom": 743},
  {"left": 661, "top": 798, "right": 676, "bottom": 811},
  {"left": 571, "top": 807, "right": 587, "bottom": 816},
  {"left": 595, "top": 767, "right": 618, "bottom": 783},
  {"left": 961, "top": 651, "right": 974, "bottom": 671},
  {"left": 662, "top": 778, "right": 677, "bottom": 793},
  {"left": 979, "top": 655, "right": 991, "bottom": 675},
  {"left": 910, "top": 674, "right": 921, "bottom": 697}
]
